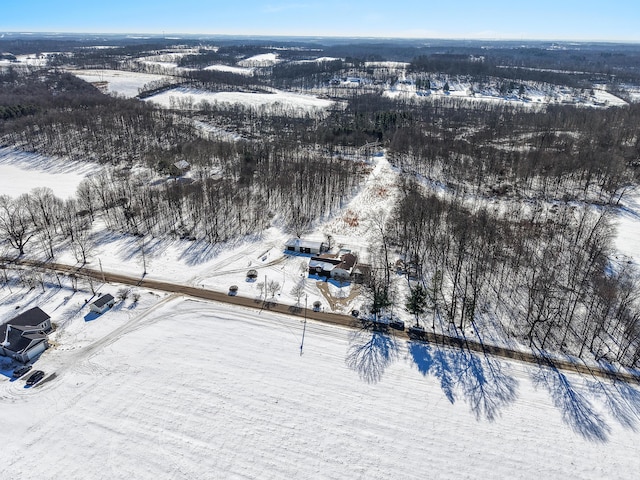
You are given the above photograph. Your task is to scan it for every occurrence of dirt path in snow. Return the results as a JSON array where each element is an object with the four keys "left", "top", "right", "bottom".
[{"left": 6, "top": 257, "right": 640, "bottom": 386}]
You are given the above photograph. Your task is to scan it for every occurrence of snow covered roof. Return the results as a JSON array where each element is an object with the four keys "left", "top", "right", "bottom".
[
  {"left": 285, "top": 238, "right": 325, "bottom": 250},
  {"left": 309, "top": 259, "right": 335, "bottom": 272},
  {"left": 173, "top": 160, "right": 190, "bottom": 170}
]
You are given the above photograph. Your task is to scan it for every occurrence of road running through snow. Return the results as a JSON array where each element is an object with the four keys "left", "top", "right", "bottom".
[{"left": 5, "top": 257, "right": 640, "bottom": 386}]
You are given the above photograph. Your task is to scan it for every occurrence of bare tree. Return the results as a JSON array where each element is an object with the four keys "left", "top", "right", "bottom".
[{"left": 0, "top": 194, "right": 37, "bottom": 256}]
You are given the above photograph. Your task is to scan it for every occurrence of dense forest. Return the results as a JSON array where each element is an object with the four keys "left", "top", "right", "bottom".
[{"left": 1, "top": 35, "right": 640, "bottom": 366}]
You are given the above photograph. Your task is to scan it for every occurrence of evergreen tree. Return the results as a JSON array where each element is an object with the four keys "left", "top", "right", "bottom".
[{"left": 406, "top": 284, "right": 428, "bottom": 327}]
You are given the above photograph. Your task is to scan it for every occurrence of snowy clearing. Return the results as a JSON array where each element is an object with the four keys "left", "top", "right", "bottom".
[
  {"left": 203, "top": 64, "right": 255, "bottom": 76},
  {"left": 0, "top": 148, "right": 98, "bottom": 199},
  {"left": 145, "top": 86, "right": 334, "bottom": 114},
  {"left": 238, "top": 52, "right": 281, "bottom": 67},
  {"left": 69, "top": 69, "right": 175, "bottom": 98}
]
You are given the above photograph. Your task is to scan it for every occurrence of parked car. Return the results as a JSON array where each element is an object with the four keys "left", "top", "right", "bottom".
[
  {"left": 12, "top": 364, "right": 32, "bottom": 378},
  {"left": 408, "top": 325, "right": 426, "bottom": 338},
  {"left": 25, "top": 370, "right": 45, "bottom": 386},
  {"left": 389, "top": 320, "right": 405, "bottom": 331}
]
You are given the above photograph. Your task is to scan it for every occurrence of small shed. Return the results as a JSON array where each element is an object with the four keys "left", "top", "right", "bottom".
[
  {"left": 90, "top": 294, "right": 116, "bottom": 314},
  {"left": 170, "top": 160, "right": 191, "bottom": 177}
]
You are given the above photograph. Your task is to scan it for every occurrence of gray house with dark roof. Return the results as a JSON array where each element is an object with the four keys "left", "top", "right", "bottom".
[
  {"left": 89, "top": 293, "right": 115, "bottom": 314},
  {"left": 0, "top": 307, "right": 52, "bottom": 363}
]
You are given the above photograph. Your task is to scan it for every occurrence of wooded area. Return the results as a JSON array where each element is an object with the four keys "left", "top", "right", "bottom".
[{"left": 1, "top": 37, "right": 640, "bottom": 366}]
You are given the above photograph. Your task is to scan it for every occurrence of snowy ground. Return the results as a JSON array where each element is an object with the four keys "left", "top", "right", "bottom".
[
  {"left": 238, "top": 52, "right": 281, "bottom": 67},
  {"left": 69, "top": 69, "right": 174, "bottom": 98},
  {"left": 0, "top": 148, "right": 98, "bottom": 199},
  {"left": 203, "top": 64, "right": 255, "bottom": 75},
  {"left": 384, "top": 81, "right": 628, "bottom": 108},
  {"left": 144, "top": 86, "right": 334, "bottom": 114},
  {"left": 2, "top": 291, "right": 640, "bottom": 479}
]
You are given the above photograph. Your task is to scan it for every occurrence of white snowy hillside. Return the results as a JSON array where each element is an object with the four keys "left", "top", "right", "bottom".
[
  {"left": 144, "top": 86, "right": 334, "bottom": 115},
  {"left": 0, "top": 148, "right": 98, "bottom": 198},
  {"left": 238, "top": 52, "right": 281, "bottom": 67},
  {"left": 1, "top": 292, "right": 640, "bottom": 479},
  {"left": 70, "top": 69, "right": 175, "bottom": 98}
]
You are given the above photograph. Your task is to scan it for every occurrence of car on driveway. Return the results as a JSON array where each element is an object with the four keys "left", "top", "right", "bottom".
[
  {"left": 25, "top": 370, "right": 45, "bottom": 386},
  {"left": 12, "top": 364, "right": 32, "bottom": 378}
]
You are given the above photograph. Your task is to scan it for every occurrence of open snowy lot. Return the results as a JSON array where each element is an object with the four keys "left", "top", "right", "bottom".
[
  {"left": 70, "top": 69, "right": 174, "bottom": 98},
  {"left": 0, "top": 148, "right": 97, "bottom": 198},
  {"left": 2, "top": 293, "right": 640, "bottom": 479},
  {"left": 204, "top": 64, "right": 255, "bottom": 76},
  {"left": 145, "top": 86, "right": 334, "bottom": 114}
]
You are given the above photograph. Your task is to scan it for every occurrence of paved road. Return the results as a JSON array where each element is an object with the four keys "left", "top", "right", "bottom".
[{"left": 6, "top": 257, "right": 640, "bottom": 385}]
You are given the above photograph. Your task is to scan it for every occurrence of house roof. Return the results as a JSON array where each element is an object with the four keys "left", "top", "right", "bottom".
[
  {"left": 92, "top": 294, "right": 115, "bottom": 308},
  {"left": 1, "top": 307, "right": 50, "bottom": 344},
  {"left": 1, "top": 325, "right": 47, "bottom": 353},
  {"left": 337, "top": 253, "right": 357, "bottom": 270},
  {"left": 3, "top": 307, "right": 50, "bottom": 327},
  {"left": 309, "top": 259, "right": 335, "bottom": 272}
]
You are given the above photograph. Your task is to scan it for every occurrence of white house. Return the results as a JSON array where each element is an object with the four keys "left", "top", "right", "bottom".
[
  {"left": 0, "top": 307, "right": 51, "bottom": 363},
  {"left": 90, "top": 293, "right": 116, "bottom": 314}
]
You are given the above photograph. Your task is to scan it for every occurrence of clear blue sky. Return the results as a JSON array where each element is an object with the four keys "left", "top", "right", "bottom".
[{"left": 2, "top": 0, "right": 639, "bottom": 42}]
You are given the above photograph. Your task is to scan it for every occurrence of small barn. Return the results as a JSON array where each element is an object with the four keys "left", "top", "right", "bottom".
[
  {"left": 285, "top": 238, "right": 326, "bottom": 255},
  {"left": 0, "top": 307, "right": 52, "bottom": 363},
  {"left": 170, "top": 160, "right": 191, "bottom": 177},
  {"left": 90, "top": 294, "right": 116, "bottom": 314}
]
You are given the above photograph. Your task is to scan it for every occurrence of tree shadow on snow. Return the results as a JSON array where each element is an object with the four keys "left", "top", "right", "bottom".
[
  {"left": 345, "top": 327, "right": 399, "bottom": 384},
  {"left": 531, "top": 360, "right": 611, "bottom": 443},
  {"left": 409, "top": 340, "right": 518, "bottom": 421},
  {"left": 179, "top": 240, "right": 223, "bottom": 266}
]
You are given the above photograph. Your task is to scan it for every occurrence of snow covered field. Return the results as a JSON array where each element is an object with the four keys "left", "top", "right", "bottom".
[
  {"left": 145, "top": 86, "right": 334, "bottom": 114},
  {"left": 0, "top": 148, "right": 97, "bottom": 198},
  {"left": 2, "top": 293, "right": 640, "bottom": 479},
  {"left": 70, "top": 69, "right": 173, "bottom": 98}
]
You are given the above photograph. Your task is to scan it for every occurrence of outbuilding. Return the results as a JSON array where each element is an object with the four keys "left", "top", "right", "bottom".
[
  {"left": 285, "top": 238, "right": 326, "bottom": 255},
  {"left": 90, "top": 294, "right": 116, "bottom": 314}
]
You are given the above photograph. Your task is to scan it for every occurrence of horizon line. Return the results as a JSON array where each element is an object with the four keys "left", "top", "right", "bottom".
[{"left": 2, "top": 30, "right": 640, "bottom": 45}]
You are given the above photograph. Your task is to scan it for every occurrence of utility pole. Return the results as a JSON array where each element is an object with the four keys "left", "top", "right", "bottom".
[
  {"left": 300, "top": 295, "right": 307, "bottom": 356},
  {"left": 99, "top": 258, "right": 105, "bottom": 283},
  {"left": 140, "top": 236, "right": 147, "bottom": 276}
]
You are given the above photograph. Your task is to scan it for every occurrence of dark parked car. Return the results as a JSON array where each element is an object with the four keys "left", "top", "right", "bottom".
[
  {"left": 12, "top": 364, "right": 32, "bottom": 378},
  {"left": 25, "top": 370, "right": 45, "bottom": 386},
  {"left": 390, "top": 320, "right": 405, "bottom": 331}
]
